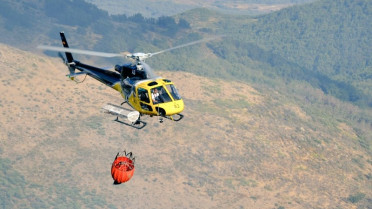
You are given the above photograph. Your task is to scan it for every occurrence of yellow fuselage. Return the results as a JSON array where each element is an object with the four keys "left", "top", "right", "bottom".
[{"left": 113, "top": 78, "right": 184, "bottom": 116}]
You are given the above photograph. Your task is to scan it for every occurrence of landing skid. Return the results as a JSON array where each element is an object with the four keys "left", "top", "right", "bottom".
[
  {"left": 102, "top": 103, "right": 146, "bottom": 129},
  {"left": 103, "top": 103, "right": 183, "bottom": 128},
  {"left": 162, "top": 113, "right": 184, "bottom": 122},
  {"left": 114, "top": 116, "right": 147, "bottom": 129}
]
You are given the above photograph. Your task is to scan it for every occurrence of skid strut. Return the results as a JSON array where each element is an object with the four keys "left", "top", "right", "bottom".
[{"left": 102, "top": 103, "right": 146, "bottom": 129}]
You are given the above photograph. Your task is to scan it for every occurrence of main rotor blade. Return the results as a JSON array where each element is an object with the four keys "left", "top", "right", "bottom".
[
  {"left": 37, "top": 45, "right": 124, "bottom": 58},
  {"left": 150, "top": 36, "right": 223, "bottom": 56}
]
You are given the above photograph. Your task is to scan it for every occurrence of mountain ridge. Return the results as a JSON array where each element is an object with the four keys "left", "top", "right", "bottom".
[{"left": 85, "top": 0, "right": 317, "bottom": 17}]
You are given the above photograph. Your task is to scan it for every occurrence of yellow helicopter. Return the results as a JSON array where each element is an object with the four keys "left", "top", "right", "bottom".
[{"left": 38, "top": 32, "right": 216, "bottom": 128}]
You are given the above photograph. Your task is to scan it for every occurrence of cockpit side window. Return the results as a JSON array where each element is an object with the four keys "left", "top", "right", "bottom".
[
  {"left": 138, "top": 88, "right": 150, "bottom": 103},
  {"left": 166, "top": 84, "right": 182, "bottom": 100}
]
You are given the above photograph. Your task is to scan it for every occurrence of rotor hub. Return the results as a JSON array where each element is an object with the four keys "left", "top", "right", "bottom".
[{"left": 126, "top": 53, "right": 152, "bottom": 62}]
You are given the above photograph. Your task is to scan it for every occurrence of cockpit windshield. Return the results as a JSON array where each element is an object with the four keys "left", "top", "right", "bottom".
[
  {"left": 150, "top": 84, "right": 182, "bottom": 104},
  {"left": 165, "top": 84, "right": 181, "bottom": 101}
]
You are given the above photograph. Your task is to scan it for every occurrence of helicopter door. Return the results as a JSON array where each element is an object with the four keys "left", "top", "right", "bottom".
[{"left": 137, "top": 88, "right": 153, "bottom": 112}]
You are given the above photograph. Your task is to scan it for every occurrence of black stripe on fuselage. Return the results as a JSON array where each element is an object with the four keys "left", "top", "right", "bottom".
[{"left": 75, "top": 62, "right": 120, "bottom": 86}]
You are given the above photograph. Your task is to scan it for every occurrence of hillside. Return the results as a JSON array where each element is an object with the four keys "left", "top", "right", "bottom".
[
  {"left": 1, "top": 43, "right": 371, "bottom": 209},
  {"left": 0, "top": 1, "right": 371, "bottom": 207},
  {"left": 239, "top": 0, "right": 372, "bottom": 104}
]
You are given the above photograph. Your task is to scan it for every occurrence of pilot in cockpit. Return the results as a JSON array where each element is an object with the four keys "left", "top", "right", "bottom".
[{"left": 151, "top": 88, "right": 160, "bottom": 104}]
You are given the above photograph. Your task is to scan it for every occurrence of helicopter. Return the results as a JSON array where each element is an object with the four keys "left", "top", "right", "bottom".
[{"left": 38, "top": 32, "right": 216, "bottom": 128}]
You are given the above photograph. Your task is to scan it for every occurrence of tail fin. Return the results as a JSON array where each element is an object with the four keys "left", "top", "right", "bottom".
[
  {"left": 60, "top": 32, "right": 74, "bottom": 63},
  {"left": 59, "top": 32, "right": 76, "bottom": 80}
]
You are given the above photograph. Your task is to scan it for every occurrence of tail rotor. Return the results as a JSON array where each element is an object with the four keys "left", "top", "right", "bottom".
[{"left": 58, "top": 52, "right": 76, "bottom": 80}]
